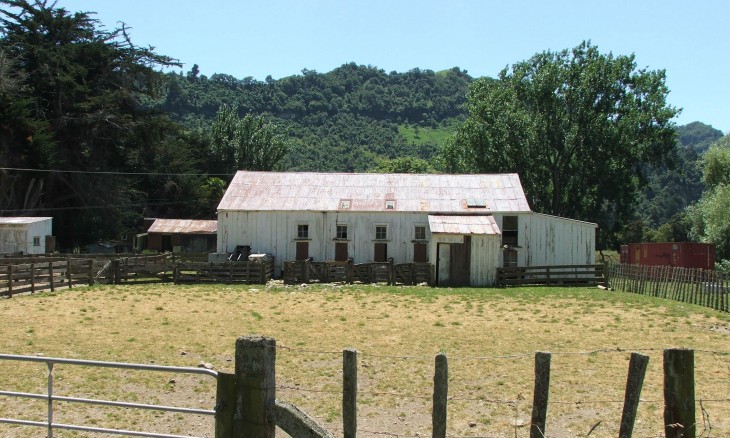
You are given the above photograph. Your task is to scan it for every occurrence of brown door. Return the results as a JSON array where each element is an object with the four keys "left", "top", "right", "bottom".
[
  {"left": 449, "top": 236, "right": 470, "bottom": 286},
  {"left": 374, "top": 243, "right": 387, "bottom": 262},
  {"left": 414, "top": 243, "right": 427, "bottom": 262},
  {"left": 335, "top": 242, "right": 348, "bottom": 261},
  {"left": 296, "top": 241, "right": 309, "bottom": 260}
]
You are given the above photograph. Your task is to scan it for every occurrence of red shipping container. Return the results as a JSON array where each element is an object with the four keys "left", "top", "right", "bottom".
[{"left": 619, "top": 243, "right": 715, "bottom": 270}]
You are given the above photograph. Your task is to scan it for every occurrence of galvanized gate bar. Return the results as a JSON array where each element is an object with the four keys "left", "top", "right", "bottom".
[{"left": 0, "top": 353, "right": 218, "bottom": 438}]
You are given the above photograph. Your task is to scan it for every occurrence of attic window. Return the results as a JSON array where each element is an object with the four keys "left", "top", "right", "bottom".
[
  {"left": 385, "top": 200, "right": 396, "bottom": 210},
  {"left": 467, "top": 198, "right": 487, "bottom": 208},
  {"left": 340, "top": 199, "right": 351, "bottom": 209}
]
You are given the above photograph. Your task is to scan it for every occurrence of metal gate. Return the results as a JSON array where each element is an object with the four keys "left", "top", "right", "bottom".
[{"left": 0, "top": 354, "right": 218, "bottom": 437}]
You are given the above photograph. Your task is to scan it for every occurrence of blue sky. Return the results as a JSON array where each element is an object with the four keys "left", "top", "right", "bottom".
[{"left": 55, "top": 0, "right": 729, "bottom": 132}]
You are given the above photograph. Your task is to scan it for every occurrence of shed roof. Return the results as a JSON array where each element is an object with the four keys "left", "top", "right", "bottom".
[
  {"left": 0, "top": 217, "right": 52, "bottom": 225},
  {"left": 147, "top": 219, "right": 217, "bottom": 234},
  {"left": 218, "top": 172, "right": 531, "bottom": 213},
  {"left": 428, "top": 215, "right": 501, "bottom": 235}
]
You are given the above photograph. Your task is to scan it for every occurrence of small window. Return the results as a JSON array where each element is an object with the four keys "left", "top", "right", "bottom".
[
  {"left": 33, "top": 236, "right": 41, "bottom": 247},
  {"left": 467, "top": 198, "right": 487, "bottom": 208},
  {"left": 340, "top": 199, "right": 351, "bottom": 209},
  {"left": 297, "top": 224, "right": 309, "bottom": 239},
  {"left": 502, "top": 216, "right": 518, "bottom": 246},
  {"left": 375, "top": 225, "right": 387, "bottom": 240},
  {"left": 336, "top": 225, "right": 348, "bottom": 239},
  {"left": 385, "top": 200, "right": 396, "bottom": 210},
  {"left": 414, "top": 226, "right": 426, "bottom": 240}
]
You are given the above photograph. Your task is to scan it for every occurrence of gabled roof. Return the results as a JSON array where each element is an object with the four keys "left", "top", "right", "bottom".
[
  {"left": 147, "top": 219, "right": 217, "bottom": 234},
  {"left": 217, "top": 171, "right": 531, "bottom": 213},
  {"left": 0, "top": 217, "right": 52, "bottom": 225}
]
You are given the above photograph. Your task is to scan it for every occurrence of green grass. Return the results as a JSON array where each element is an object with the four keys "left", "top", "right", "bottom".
[{"left": 397, "top": 118, "right": 460, "bottom": 146}]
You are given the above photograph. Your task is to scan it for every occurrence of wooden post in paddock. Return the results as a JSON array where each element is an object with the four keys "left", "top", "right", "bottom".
[
  {"left": 432, "top": 352, "right": 448, "bottom": 438},
  {"left": 234, "top": 335, "right": 276, "bottom": 438},
  {"left": 7, "top": 264, "right": 13, "bottom": 297},
  {"left": 664, "top": 349, "right": 695, "bottom": 438},
  {"left": 619, "top": 352, "right": 649, "bottom": 438},
  {"left": 530, "top": 352, "right": 551, "bottom": 438},
  {"left": 343, "top": 348, "right": 358, "bottom": 438},
  {"left": 215, "top": 372, "right": 236, "bottom": 438}
]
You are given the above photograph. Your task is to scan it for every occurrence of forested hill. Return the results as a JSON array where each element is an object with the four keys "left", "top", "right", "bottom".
[{"left": 157, "top": 63, "right": 472, "bottom": 171}]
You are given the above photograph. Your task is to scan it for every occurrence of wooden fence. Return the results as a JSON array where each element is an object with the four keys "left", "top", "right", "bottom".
[
  {"left": 0, "top": 258, "right": 104, "bottom": 297},
  {"left": 212, "top": 335, "right": 703, "bottom": 438},
  {"left": 174, "top": 259, "right": 275, "bottom": 284},
  {"left": 0, "top": 254, "right": 275, "bottom": 296},
  {"left": 282, "top": 260, "right": 433, "bottom": 285},
  {"left": 497, "top": 264, "right": 606, "bottom": 287},
  {"left": 606, "top": 263, "right": 729, "bottom": 312}
]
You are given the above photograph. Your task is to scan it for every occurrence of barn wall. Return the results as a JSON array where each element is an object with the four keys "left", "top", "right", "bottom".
[
  {"left": 0, "top": 225, "right": 26, "bottom": 254},
  {"left": 218, "top": 211, "right": 438, "bottom": 276},
  {"left": 27, "top": 219, "right": 52, "bottom": 254},
  {"left": 522, "top": 213, "right": 596, "bottom": 266},
  {"left": 470, "top": 234, "right": 500, "bottom": 286}
]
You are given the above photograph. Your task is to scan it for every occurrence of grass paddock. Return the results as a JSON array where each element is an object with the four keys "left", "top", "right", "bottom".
[{"left": 1, "top": 282, "right": 728, "bottom": 437}]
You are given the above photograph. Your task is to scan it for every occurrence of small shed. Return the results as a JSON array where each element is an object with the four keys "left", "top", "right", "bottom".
[
  {"left": 0, "top": 217, "right": 53, "bottom": 255},
  {"left": 146, "top": 219, "right": 217, "bottom": 253},
  {"left": 216, "top": 171, "right": 597, "bottom": 286}
]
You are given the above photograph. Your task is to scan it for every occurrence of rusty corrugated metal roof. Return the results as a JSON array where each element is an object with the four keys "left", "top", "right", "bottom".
[
  {"left": 147, "top": 219, "right": 217, "bottom": 234},
  {"left": 0, "top": 217, "right": 52, "bottom": 225},
  {"left": 428, "top": 215, "right": 501, "bottom": 235},
  {"left": 217, "top": 172, "right": 531, "bottom": 213}
]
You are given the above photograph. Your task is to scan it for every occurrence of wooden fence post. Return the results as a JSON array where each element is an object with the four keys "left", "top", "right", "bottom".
[
  {"left": 88, "top": 260, "right": 95, "bottom": 286},
  {"left": 48, "top": 261, "right": 55, "bottom": 292},
  {"left": 66, "top": 259, "right": 72, "bottom": 288},
  {"left": 530, "top": 352, "right": 551, "bottom": 438},
  {"left": 234, "top": 335, "right": 276, "bottom": 438},
  {"left": 343, "top": 348, "right": 357, "bottom": 438},
  {"left": 215, "top": 372, "right": 236, "bottom": 438},
  {"left": 30, "top": 263, "right": 35, "bottom": 294},
  {"left": 664, "top": 349, "right": 695, "bottom": 438},
  {"left": 432, "top": 352, "right": 448, "bottom": 438},
  {"left": 619, "top": 352, "right": 649, "bottom": 438},
  {"left": 7, "top": 264, "right": 13, "bottom": 298},
  {"left": 112, "top": 259, "right": 121, "bottom": 285}
]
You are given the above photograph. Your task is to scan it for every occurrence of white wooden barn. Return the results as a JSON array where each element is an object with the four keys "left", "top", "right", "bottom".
[
  {"left": 0, "top": 217, "right": 53, "bottom": 255},
  {"left": 216, "top": 172, "right": 596, "bottom": 286}
]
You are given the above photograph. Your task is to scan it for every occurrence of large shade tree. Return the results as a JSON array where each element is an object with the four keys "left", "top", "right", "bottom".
[
  {"left": 687, "top": 134, "right": 730, "bottom": 266},
  {"left": 441, "top": 41, "right": 679, "bottom": 241},
  {"left": 0, "top": 0, "right": 195, "bottom": 247}
]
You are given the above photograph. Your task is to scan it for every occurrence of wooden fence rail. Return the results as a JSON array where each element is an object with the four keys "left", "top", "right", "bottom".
[
  {"left": 606, "top": 263, "right": 729, "bottom": 312},
  {"left": 211, "top": 336, "right": 701, "bottom": 438},
  {"left": 497, "top": 264, "right": 606, "bottom": 287},
  {"left": 282, "top": 260, "right": 433, "bottom": 286},
  {"left": 0, "top": 254, "right": 275, "bottom": 296}
]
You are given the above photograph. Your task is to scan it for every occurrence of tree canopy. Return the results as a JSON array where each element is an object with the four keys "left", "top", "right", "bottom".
[{"left": 441, "top": 41, "right": 679, "bottom": 245}]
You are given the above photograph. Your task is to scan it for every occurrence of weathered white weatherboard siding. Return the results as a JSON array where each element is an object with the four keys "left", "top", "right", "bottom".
[
  {"left": 218, "top": 211, "right": 433, "bottom": 275},
  {"left": 492, "top": 213, "right": 596, "bottom": 267},
  {"left": 430, "top": 233, "right": 501, "bottom": 286},
  {"left": 0, "top": 217, "right": 53, "bottom": 255}
]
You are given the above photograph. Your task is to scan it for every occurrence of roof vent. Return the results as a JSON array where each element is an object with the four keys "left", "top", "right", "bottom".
[
  {"left": 340, "top": 199, "right": 352, "bottom": 209},
  {"left": 466, "top": 198, "right": 487, "bottom": 208},
  {"left": 385, "top": 200, "right": 396, "bottom": 210}
]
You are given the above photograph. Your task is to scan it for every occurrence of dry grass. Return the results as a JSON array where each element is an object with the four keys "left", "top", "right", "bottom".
[{"left": 0, "top": 282, "right": 728, "bottom": 437}]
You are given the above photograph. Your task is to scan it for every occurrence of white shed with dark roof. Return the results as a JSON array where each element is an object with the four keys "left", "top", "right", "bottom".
[{"left": 216, "top": 171, "right": 596, "bottom": 286}]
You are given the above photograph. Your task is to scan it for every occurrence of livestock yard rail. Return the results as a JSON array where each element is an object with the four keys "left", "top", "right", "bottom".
[
  {"left": 282, "top": 260, "right": 433, "bottom": 285},
  {"left": 607, "top": 263, "right": 729, "bottom": 312},
  {"left": 0, "top": 254, "right": 275, "bottom": 296},
  {"left": 497, "top": 264, "right": 606, "bottom": 287}
]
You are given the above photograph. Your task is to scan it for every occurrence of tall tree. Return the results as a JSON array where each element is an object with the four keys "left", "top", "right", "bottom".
[
  {"left": 0, "top": 0, "right": 182, "bottom": 247},
  {"left": 687, "top": 134, "right": 730, "bottom": 265},
  {"left": 210, "top": 104, "right": 289, "bottom": 173},
  {"left": 441, "top": 41, "right": 679, "bottom": 241}
]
